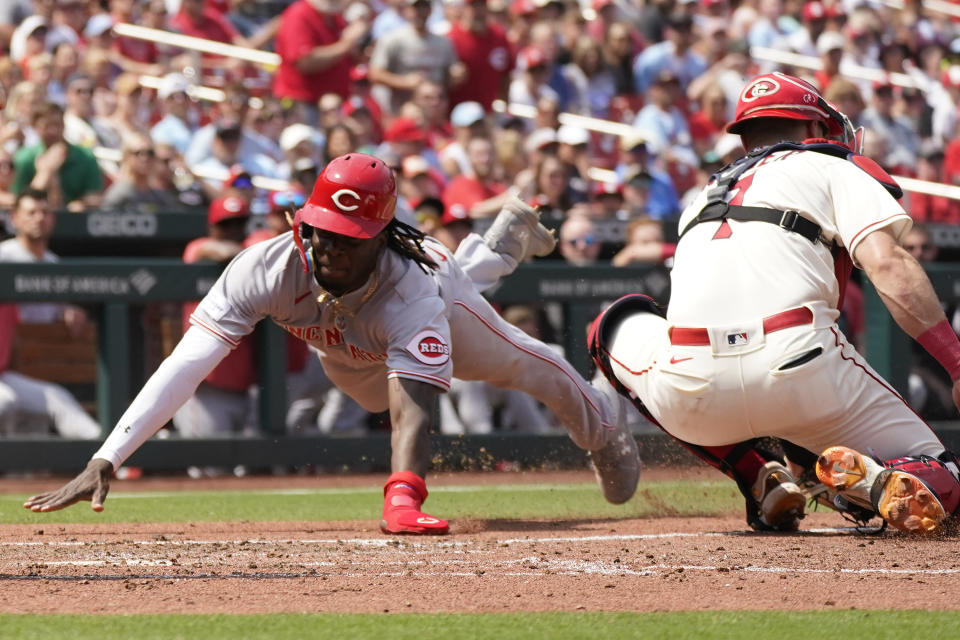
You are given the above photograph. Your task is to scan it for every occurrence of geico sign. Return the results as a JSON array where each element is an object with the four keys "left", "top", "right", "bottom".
[{"left": 87, "top": 213, "right": 159, "bottom": 236}]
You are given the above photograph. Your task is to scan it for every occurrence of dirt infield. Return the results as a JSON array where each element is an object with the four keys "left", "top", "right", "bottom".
[{"left": 2, "top": 469, "right": 959, "bottom": 614}]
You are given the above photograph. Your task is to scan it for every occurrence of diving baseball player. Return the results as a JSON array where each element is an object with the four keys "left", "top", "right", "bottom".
[
  {"left": 590, "top": 72, "right": 960, "bottom": 534},
  {"left": 25, "top": 153, "right": 640, "bottom": 535}
]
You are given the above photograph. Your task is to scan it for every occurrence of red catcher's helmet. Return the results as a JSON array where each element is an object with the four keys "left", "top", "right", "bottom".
[
  {"left": 291, "top": 153, "right": 397, "bottom": 272},
  {"left": 727, "top": 72, "right": 845, "bottom": 136}
]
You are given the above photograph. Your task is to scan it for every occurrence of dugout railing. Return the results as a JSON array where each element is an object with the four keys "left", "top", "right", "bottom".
[{"left": 2, "top": 254, "right": 960, "bottom": 473}]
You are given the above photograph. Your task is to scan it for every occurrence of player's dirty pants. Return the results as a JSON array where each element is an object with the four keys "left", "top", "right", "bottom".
[
  {"left": 606, "top": 310, "right": 945, "bottom": 461},
  {"left": 448, "top": 298, "right": 615, "bottom": 451}
]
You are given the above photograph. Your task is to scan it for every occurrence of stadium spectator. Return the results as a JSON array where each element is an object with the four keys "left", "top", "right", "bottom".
[
  {"left": 102, "top": 133, "right": 179, "bottom": 212},
  {"left": 632, "top": 12, "right": 706, "bottom": 94},
  {"left": 508, "top": 46, "right": 559, "bottom": 110},
  {"left": 860, "top": 80, "right": 919, "bottom": 173},
  {"left": 150, "top": 73, "right": 199, "bottom": 155},
  {"left": 442, "top": 136, "right": 510, "bottom": 219},
  {"left": 557, "top": 212, "right": 601, "bottom": 266},
  {"left": 556, "top": 124, "right": 591, "bottom": 200},
  {"left": 611, "top": 216, "right": 675, "bottom": 267},
  {"left": 190, "top": 117, "right": 279, "bottom": 190},
  {"left": 565, "top": 34, "right": 617, "bottom": 118},
  {"left": 447, "top": 0, "right": 514, "bottom": 110},
  {"left": 276, "top": 122, "right": 322, "bottom": 180},
  {"left": 174, "top": 195, "right": 255, "bottom": 439},
  {"left": 601, "top": 21, "right": 637, "bottom": 96},
  {"left": 615, "top": 131, "right": 681, "bottom": 220},
  {"left": 633, "top": 70, "right": 699, "bottom": 180},
  {"left": 108, "top": 0, "right": 163, "bottom": 76},
  {"left": 273, "top": 0, "right": 370, "bottom": 124},
  {"left": 0, "top": 188, "right": 87, "bottom": 332},
  {"left": 3, "top": 80, "right": 42, "bottom": 148},
  {"left": 149, "top": 143, "right": 208, "bottom": 208},
  {"left": 13, "top": 101, "right": 102, "bottom": 212},
  {"left": 322, "top": 123, "right": 356, "bottom": 164},
  {"left": 687, "top": 82, "right": 728, "bottom": 156},
  {"left": 61, "top": 73, "right": 98, "bottom": 148},
  {"left": 813, "top": 29, "right": 846, "bottom": 92},
  {"left": 439, "top": 100, "right": 487, "bottom": 178},
  {"left": 46, "top": 42, "right": 78, "bottom": 107},
  {"left": 368, "top": 0, "right": 463, "bottom": 113},
  {"left": 91, "top": 72, "right": 151, "bottom": 152}
]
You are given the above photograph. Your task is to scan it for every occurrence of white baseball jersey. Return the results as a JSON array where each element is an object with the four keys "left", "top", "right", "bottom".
[
  {"left": 670, "top": 149, "right": 911, "bottom": 326},
  {"left": 190, "top": 234, "right": 456, "bottom": 413},
  {"left": 604, "top": 148, "right": 946, "bottom": 462}
]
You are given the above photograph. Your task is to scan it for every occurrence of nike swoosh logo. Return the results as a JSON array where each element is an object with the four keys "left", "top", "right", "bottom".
[
  {"left": 669, "top": 356, "right": 693, "bottom": 364},
  {"left": 416, "top": 516, "right": 441, "bottom": 524},
  {"left": 295, "top": 291, "right": 312, "bottom": 304}
]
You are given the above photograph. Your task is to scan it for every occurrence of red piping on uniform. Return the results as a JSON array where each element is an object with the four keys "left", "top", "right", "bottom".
[
  {"left": 848, "top": 215, "right": 909, "bottom": 249},
  {"left": 605, "top": 348, "right": 656, "bottom": 377},
  {"left": 387, "top": 369, "right": 451, "bottom": 389},
  {"left": 189, "top": 315, "right": 240, "bottom": 348},
  {"left": 829, "top": 326, "right": 937, "bottom": 433},
  {"left": 453, "top": 300, "right": 614, "bottom": 430}
]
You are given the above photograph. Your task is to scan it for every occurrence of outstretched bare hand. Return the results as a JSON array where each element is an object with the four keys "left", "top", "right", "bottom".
[{"left": 23, "top": 458, "right": 114, "bottom": 513}]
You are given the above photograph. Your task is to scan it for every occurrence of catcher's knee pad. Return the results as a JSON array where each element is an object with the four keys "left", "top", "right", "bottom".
[
  {"left": 587, "top": 294, "right": 663, "bottom": 407},
  {"left": 882, "top": 452, "right": 960, "bottom": 518}
]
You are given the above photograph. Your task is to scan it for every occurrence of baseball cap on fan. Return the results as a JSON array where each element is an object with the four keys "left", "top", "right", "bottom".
[{"left": 208, "top": 196, "right": 250, "bottom": 225}]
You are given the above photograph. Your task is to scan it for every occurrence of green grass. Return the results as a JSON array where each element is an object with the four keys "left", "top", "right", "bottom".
[
  {"left": 2, "top": 611, "right": 959, "bottom": 640},
  {"left": 0, "top": 479, "right": 742, "bottom": 525}
]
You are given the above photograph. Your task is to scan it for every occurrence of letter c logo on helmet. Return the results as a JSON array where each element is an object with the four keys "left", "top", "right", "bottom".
[
  {"left": 332, "top": 189, "right": 361, "bottom": 212},
  {"left": 741, "top": 77, "right": 780, "bottom": 103}
]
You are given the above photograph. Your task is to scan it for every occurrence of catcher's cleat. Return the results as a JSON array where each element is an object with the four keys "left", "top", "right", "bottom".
[
  {"left": 483, "top": 197, "right": 556, "bottom": 263},
  {"left": 751, "top": 461, "right": 806, "bottom": 531},
  {"left": 588, "top": 379, "right": 641, "bottom": 504},
  {"left": 816, "top": 446, "right": 947, "bottom": 534}
]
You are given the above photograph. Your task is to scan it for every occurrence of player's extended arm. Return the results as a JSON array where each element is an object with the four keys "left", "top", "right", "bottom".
[
  {"left": 23, "top": 327, "right": 232, "bottom": 513},
  {"left": 855, "top": 227, "right": 960, "bottom": 409},
  {"left": 380, "top": 377, "right": 449, "bottom": 534}
]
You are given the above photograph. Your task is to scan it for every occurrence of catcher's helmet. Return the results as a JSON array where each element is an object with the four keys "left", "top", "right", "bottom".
[{"left": 727, "top": 72, "right": 862, "bottom": 151}]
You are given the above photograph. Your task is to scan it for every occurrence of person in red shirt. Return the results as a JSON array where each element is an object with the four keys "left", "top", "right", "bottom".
[
  {"left": 273, "top": 0, "right": 370, "bottom": 126},
  {"left": 171, "top": 0, "right": 248, "bottom": 81},
  {"left": 447, "top": 0, "right": 514, "bottom": 110},
  {"left": 442, "top": 136, "right": 510, "bottom": 219},
  {"left": 175, "top": 195, "right": 256, "bottom": 439},
  {"left": 172, "top": 0, "right": 243, "bottom": 44}
]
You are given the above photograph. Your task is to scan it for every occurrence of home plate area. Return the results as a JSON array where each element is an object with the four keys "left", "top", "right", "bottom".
[{"left": 1, "top": 515, "right": 958, "bottom": 614}]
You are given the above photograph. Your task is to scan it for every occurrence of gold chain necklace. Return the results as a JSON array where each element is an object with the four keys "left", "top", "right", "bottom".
[{"left": 316, "top": 269, "right": 380, "bottom": 331}]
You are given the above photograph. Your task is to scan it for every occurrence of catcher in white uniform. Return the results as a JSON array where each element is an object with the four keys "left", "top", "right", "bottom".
[
  {"left": 24, "top": 153, "right": 640, "bottom": 534},
  {"left": 590, "top": 72, "right": 960, "bottom": 535}
]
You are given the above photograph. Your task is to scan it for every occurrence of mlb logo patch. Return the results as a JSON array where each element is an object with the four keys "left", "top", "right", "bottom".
[{"left": 727, "top": 332, "right": 749, "bottom": 346}]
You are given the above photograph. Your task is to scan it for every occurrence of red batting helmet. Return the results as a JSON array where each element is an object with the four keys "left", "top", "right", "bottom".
[
  {"left": 291, "top": 153, "right": 397, "bottom": 271},
  {"left": 727, "top": 72, "right": 861, "bottom": 150}
]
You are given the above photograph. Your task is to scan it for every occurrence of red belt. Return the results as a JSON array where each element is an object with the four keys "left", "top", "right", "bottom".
[{"left": 669, "top": 307, "right": 814, "bottom": 346}]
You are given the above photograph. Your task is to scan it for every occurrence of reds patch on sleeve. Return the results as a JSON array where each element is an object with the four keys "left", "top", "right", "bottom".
[{"left": 405, "top": 330, "right": 450, "bottom": 366}]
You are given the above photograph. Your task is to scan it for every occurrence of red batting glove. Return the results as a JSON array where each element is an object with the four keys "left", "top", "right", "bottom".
[{"left": 380, "top": 471, "right": 450, "bottom": 535}]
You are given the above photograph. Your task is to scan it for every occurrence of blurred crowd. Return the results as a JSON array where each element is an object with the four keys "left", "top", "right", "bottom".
[{"left": 3, "top": 0, "right": 960, "bottom": 443}]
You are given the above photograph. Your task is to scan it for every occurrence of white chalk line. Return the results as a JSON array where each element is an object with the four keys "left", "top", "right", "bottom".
[
  {"left": 3, "top": 530, "right": 959, "bottom": 579},
  {"left": 4, "top": 481, "right": 725, "bottom": 501},
  {"left": 0, "top": 530, "right": 833, "bottom": 548}
]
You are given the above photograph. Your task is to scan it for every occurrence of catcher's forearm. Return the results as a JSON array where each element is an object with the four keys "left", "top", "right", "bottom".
[{"left": 92, "top": 327, "right": 231, "bottom": 469}]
